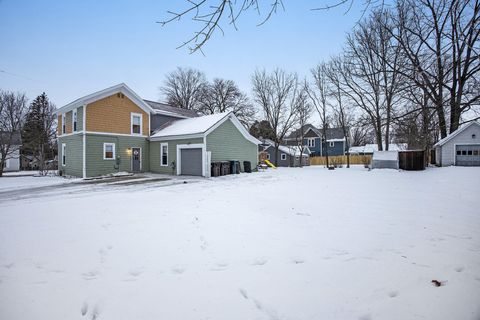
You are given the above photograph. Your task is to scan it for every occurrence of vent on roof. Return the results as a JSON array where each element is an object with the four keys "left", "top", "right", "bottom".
[{"left": 117, "top": 93, "right": 125, "bottom": 99}]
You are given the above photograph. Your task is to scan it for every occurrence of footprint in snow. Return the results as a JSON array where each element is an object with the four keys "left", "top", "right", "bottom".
[
  {"left": 296, "top": 212, "right": 311, "bottom": 216},
  {"left": 292, "top": 259, "right": 305, "bottom": 264},
  {"left": 3, "top": 263, "right": 14, "bottom": 269},
  {"left": 81, "top": 301, "right": 88, "bottom": 316},
  {"left": 454, "top": 266, "right": 464, "bottom": 273},
  {"left": 82, "top": 270, "right": 99, "bottom": 280},
  {"left": 358, "top": 314, "right": 372, "bottom": 320},
  {"left": 251, "top": 258, "right": 268, "bottom": 266},
  {"left": 388, "top": 291, "right": 398, "bottom": 298},
  {"left": 171, "top": 267, "right": 186, "bottom": 274}
]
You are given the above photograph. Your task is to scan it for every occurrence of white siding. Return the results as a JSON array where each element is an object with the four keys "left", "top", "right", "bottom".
[
  {"left": 2, "top": 147, "right": 20, "bottom": 171},
  {"left": 439, "top": 123, "right": 480, "bottom": 166}
]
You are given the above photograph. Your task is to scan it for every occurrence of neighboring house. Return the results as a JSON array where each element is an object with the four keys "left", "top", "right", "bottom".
[
  {"left": 54, "top": 83, "right": 260, "bottom": 178},
  {"left": 259, "top": 139, "right": 310, "bottom": 167},
  {"left": 285, "top": 124, "right": 349, "bottom": 156},
  {"left": 0, "top": 132, "right": 21, "bottom": 172},
  {"left": 434, "top": 121, "right": 480, "bottom": 167},
  {"left": 349, "top": 143, "right": 407, "bottom": 155}
]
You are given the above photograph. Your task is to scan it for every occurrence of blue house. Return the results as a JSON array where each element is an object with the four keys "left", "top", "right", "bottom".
[{"left": 284, "top": 124, "right": 349, "bottom": 157}]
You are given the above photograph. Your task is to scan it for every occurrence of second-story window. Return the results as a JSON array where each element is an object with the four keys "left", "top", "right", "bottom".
[
  {"left": 73, "top": 109, "right": 77, "bottom": 132},
  {"left": 307, "top": 138, "right": 315, "bottom": 147},
  {"left": 131, "top": 113, "right": 142, "bottom": 135},
  {"left": 62, "top": 114, "right": 66, "bottom": 134}
]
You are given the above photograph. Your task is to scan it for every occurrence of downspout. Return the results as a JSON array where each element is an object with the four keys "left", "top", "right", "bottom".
[{"left": 82, "top": 104, "right": 87, "bottom": 179}]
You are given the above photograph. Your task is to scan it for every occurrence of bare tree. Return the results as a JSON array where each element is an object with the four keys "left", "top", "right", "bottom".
[
  {"left": 0, "top": 90, "right": 27, "bottom": 177},
  {"left": 389, "top": 0, "right": 480, "bottom": 137},
  {"left": 198, "top": 78, "right": 256, "bottom": 126},
  {"left": 292, "top": 81, "right": 312, "bottom": 167},
  {"left": 306, "top": 62, "right": 331, "bottom": 167},
  {"left": 159, "top": 1, "right": 382, "bottom": 53},
  {"left": 252, "top": 68, "right": 298, "bottom": 166},
  {"left": 326, "top": 57, "right": 354, "bottom": 167},
  {"left": 161, "top": 67, "right": 207, "bottom": 110}
]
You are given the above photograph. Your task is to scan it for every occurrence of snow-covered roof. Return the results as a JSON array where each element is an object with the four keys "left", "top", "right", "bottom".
[
  {"left": 151, "top": 113, "right": 228, "bottom": 137},
  {"left": 143, "top": 100, "right": 199, "bottom": 119},
  {"left": 372, "top": 151, "right": 399, "bottom": 161},
  {"left": 260, "top": 139, "right": 309, "bottom": 156},
  {"left": 349, "top": 143, "right": 407, "bottom": 154},
  {"left": 150, "top": 112, "right": 261, "bottom": 144},
  {"left": 433, "top": 121, "right": 480, "bottom": 147}
]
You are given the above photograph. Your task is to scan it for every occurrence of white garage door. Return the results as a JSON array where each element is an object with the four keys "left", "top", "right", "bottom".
[
  {"left": 456, "top": 145, "right": 480, "bottom": 166},
  {"left": 180, "top": 148, "right": 203, "bottom": 176}
]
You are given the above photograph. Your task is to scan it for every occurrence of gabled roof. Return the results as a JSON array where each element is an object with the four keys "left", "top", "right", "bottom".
[
  {"left": 286, "top": 124, "right": 346, "bottom": 140},
  {"left": 54, "top": 83, "right": 154, "bottom": 115},
  {"left": 150, "top": 112, "right": 261, "bottom": 144},
  {"left": 433, "top": 121, "right": 480, "bottom": 147},
  {"left": 143, "top": 100, "right": 199, "bottom": 119}
]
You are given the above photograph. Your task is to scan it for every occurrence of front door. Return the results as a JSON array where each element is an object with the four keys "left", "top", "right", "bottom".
[{"left": 132, "top": 147, "right": 141, "bottom": 172}]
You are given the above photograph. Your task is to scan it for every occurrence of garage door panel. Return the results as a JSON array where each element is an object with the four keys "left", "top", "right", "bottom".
[
  {"left": 180, "top": 148, "right": 203, "bottom": 176},
  {"left": 456, "top": 145, "right": 480, "bottom": 166}
]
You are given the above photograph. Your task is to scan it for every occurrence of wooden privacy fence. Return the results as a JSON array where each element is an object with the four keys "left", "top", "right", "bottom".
[{"left": 310, "top": 154, "right": 372, "bottom": 166}]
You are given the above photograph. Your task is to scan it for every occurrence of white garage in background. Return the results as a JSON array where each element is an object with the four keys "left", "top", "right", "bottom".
[{"left": 434, "top": 121, "right": 480, "bottom": 167}]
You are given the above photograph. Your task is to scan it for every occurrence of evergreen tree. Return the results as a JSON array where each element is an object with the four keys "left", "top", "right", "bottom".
[{"left": 21, "top": 93, "right": 56, "bottom": 173}]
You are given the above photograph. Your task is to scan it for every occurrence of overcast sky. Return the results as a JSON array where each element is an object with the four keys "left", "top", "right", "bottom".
[{"left": 0, "top": 0, "right": 370, "bottom": 107}]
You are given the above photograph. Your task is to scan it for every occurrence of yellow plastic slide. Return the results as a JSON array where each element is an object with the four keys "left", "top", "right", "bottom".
[{"left": 264, "top": 159, "right": 277, "bottom": 169}]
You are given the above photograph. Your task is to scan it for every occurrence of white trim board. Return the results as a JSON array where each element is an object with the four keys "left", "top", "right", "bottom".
[{"left": 54, "top": 83, "right": 154, "bottom": 115}]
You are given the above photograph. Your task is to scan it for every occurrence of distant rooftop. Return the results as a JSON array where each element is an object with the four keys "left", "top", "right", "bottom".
[{"left": 143, "top": 100, "right": 199, "bottom": 118}]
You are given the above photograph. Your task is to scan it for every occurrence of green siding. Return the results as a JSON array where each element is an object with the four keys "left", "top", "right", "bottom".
[
  {"left": 85, "top": 134, "right": 149, "bottom": 177},
  {"left": 206, "top": 119, "right": 258, "bottom": 171},
  {"left": 150, "top": 138, "right": 203, "bottom": 174},
  {"left": 58, "top": 134, "right": 83, "bottom": 177}
]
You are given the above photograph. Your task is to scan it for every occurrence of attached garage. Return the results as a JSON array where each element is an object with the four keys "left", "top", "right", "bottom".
[
  {"left": 149, "top": 112, "right": 260, "bottom": 176},
  {"left": 434, "top": 121, "right": 480, "bottom": 167},
  {"left": 178, "top": 146, "right": 204, "bottom": 176}
]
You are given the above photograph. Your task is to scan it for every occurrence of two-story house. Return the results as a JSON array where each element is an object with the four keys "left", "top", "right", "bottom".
[
  {"left": 284, "top": 124, "right": 349, "bottom": 156},
  {"left": 55, "top": 83, "right": 260, "bottom": 178}
]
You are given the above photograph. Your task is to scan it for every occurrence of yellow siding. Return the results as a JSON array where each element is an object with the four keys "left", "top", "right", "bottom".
[{"left": 86, "top": 93, "right": 149, "bottom": 136}]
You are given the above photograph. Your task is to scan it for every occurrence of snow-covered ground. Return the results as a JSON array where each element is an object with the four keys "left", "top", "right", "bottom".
[
  {"left": 0, "top": 174, "right": 72, "bottom": 192},
  {"left": 0, "top": 166, "right": 479, "bottom": 320}
]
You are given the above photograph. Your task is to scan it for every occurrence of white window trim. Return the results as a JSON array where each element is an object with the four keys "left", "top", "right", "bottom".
[
  {"left": 62, "top": 114, "right": 66, "bottom": 134},
  {"left": 176, "top": 143, "right": 206, "bottom": 176},
  {"left": 131, "top": 113, "right": 143, "bottom": 136},
  {"left": 103, "top": 142, "right": 116, "bottom": 160},
  {"left": 329, "top": 141, "right": 335, "bottom": 147},
  {"left": 281, "top": 153, "right": 287, "bottom": 160},
  {"left": 72, "top": 108, "right": 77, "bottom": 132},
  {"left": 266, "top": 153, "right": 270, "bottom": 160},
  {"left": 160, "top": 142, "right": 168, "bottom": 167},
  {"left": 61, "top": 143, "right": 66, "bottom": 166},
  {"left": 308, "top": 138, "right": 315, "bottom": 148}
]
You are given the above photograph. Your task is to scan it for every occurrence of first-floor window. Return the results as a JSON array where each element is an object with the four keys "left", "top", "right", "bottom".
[
  {"left": 281, "top": 153, "right": 287, "bottom": 160},
  {"left": 103, "top": 143, "right": 115, "bottom": 160},
  {"left": 62, "top": 143, "right": 66, "bottom": 166},
  {"left": 329, "top": 141, "right": 335, "bottom": 147},
  {"left": 160, "top": 143, "right": 168, "bottom": 166},
  {"left": 266, "top": 153, "right": 270, "bottom": 160}
]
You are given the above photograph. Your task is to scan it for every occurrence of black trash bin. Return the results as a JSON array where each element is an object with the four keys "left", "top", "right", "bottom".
[
  {"left": 243, "top": 161, "right": 252, "bottom": 173},
  {"left": 229, "top": 160, "right": 240, "bottom": 174},
  {"left": 211, "top": 162, "right": 221, "bottom": 177},
  {"left": 220, "top": 161, "right": 231, "bottom": 175}
]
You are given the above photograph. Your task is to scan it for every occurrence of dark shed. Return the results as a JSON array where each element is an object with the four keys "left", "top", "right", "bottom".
[{"left": 398, "top": 150, "right": 426, "bottom": 171}]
